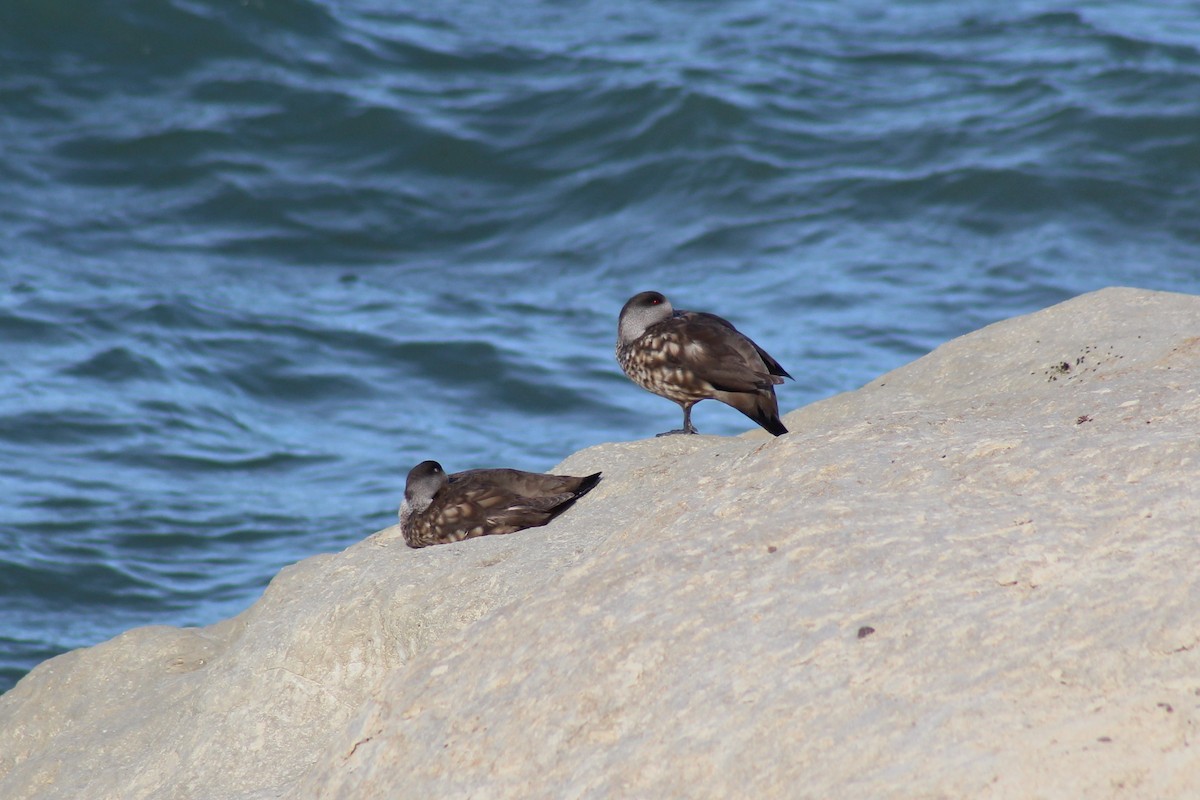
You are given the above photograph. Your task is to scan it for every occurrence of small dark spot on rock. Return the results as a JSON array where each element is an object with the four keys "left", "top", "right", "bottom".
[
  {"left": 857, "top": 626, "right": 875, "bottom": 639},
  {"left": 1060, "top": 361, "right": 1071, "bottom": 371},
  {"left": 1076, "top": 415, "right": 1092, "bottom": 425},
  {"left": 940, "top": 454, "right": 946, "bottom": 459},
  {"left": 1098, "top": 736, "right": 1112, "bottom": 743},
  {"left": 339, "top": 273, "right": 359, "bottom": 284},
  {"left": 1158, "top": 702, "right": 1174, "bottom": 713},
  {"left": 346, "top": 735, "right": 374, "bottom": 758},
  {"left": 767, "top": 545, "right": 777, "bottom": 554}
]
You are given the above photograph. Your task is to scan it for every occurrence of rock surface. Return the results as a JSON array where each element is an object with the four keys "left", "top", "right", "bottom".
[{"left": 2, "top": 287, "right": 1199, "bottom": 799}]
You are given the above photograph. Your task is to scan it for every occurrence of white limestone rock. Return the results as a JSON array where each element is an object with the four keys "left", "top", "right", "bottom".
[
  {"left": 2, "top": 287, "right": 1198, "bottom": 800},
  {"left": 299, "top": 287, "right": 1200, "bottom": 799},
  {"left": 0, "top": 488, "right": 626, "bottom": 799}
]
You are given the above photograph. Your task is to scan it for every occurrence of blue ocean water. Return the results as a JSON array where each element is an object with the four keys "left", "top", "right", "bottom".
[{"left": 2, "top": 0, "right": 1199, "bottom": 692}]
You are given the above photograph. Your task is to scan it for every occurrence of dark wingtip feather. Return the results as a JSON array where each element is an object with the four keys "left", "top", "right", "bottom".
[
  {"left": 576, "top": 472, "right": 602, "bottom": 496},
  {"left": 748, "top": 406, "right": 788, "bottom": 436}
]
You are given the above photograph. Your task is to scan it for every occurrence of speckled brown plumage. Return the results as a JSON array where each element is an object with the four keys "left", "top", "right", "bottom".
[
  {"left": 399, "top": 461, "right": 602, "bottom": 548},
  {"left": 616, "top": 291, "right": 791, "bottom": 436}
]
